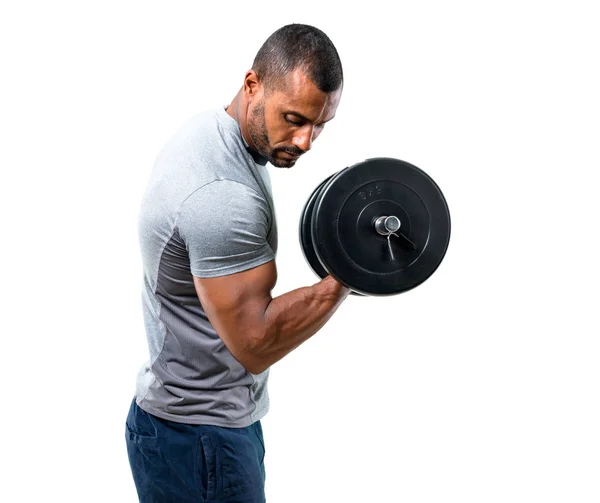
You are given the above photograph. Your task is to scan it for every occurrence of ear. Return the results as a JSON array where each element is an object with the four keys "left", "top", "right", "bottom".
[{"left": 243, "top": 70, "right": 262, "bottom": 101}]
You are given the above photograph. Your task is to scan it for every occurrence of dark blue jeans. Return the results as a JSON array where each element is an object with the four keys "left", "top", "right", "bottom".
[{"left": 125, "top": 399, "right": 266, "bottom": 503}]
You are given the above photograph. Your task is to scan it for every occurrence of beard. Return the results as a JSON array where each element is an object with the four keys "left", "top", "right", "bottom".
[{"left": 247, "top": 100, "right": 304, "bottom": 168}]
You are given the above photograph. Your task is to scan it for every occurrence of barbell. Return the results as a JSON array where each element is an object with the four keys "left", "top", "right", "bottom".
[{"left": 299, "top": 157, "right": 451, "bottom": 296}]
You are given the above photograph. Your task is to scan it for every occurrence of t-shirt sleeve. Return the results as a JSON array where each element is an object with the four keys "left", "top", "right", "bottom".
[{"left": 177, "top": 179, "right": 275, "bottom": 278}]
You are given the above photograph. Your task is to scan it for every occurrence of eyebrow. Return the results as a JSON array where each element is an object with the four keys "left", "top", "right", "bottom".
[{"left": 284, "top": 111, "right": 336, "bottom": 125}]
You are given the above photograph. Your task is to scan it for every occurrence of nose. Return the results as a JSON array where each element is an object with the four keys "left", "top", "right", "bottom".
[{"left": 293, "top": 125, "right": 315, "bottom": 152}]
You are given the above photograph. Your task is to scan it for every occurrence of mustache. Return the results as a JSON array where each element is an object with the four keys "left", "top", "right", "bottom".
[{"left": 277, "top": 147, "right": 305, "bottom": 157}]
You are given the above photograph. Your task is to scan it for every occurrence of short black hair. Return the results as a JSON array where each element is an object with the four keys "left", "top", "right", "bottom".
[{"left": 252, "top": 24, "right": 343, "bottom": 94}]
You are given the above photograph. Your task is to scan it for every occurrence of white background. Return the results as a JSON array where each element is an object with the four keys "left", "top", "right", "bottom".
[{"left": 1, "top": 1, "right": 599, "bottom": 502}]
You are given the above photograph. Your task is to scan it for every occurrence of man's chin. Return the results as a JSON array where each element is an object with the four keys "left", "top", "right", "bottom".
[
  {"left": 270, "top": 158, "right": 296, "bottom": 168},
  {"left": 269, "top": 151, "right": 301, "bottom": 168}
]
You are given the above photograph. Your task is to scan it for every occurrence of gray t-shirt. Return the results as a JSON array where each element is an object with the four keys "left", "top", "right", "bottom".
[{"left": 135, "top": 106, "right": 277, "bottom": 427}]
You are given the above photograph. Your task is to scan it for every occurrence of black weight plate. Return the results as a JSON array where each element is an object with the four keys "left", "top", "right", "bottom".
[
  {"left": 311, "top": 157, "right": 451, "bottom": 296},
  {"left": 299, "top": 173, "right": 336, "bottom": 280},
  {"left": 300, "top": 172, "right": 365, "bottom": 296}
]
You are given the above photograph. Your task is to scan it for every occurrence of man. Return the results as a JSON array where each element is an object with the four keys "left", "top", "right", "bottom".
[{"left": 126, "top": 24, "right": 348, "bottom": 503}]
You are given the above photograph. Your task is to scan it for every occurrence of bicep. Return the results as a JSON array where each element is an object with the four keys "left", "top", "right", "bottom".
[
  {"left": 193, "top": 260, "right": 277, "bottom": 368},
  {"left": 179, "top": 180, "right": 277, "bottom": 370}
]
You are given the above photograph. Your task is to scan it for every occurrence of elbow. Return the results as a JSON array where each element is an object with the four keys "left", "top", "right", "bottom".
[
  {"left": 247, "top": 362, "right": 269, "bottom": 375},
  {"left": 238, "top": 352, "right": 268, "bottom": 375},
  {"left": 236, "top": 331, "right": 270, "bottom": 375}
]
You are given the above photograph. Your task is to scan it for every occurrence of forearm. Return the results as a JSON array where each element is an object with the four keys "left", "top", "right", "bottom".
[{"left": 247, "top": 275, "right": 350, "bottom": 373}]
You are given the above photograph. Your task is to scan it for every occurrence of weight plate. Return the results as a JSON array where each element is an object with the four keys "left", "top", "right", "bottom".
[
  {"left": 299, "top": 173, "right": 336, "bottom": 280},
  {"left": 311, "top": 157, "right": 451, "bottom": 296},
  {"left": 299, "top": 171, "right": 365, "bottom": 296}
]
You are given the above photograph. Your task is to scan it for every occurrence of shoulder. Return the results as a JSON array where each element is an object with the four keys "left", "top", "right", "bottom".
[
  {"left": 181, "top": 179, "right": 269, "bottom": 218},
  {"left": 179, "top": 179, "right": 269, "bottom": 231},
  {"left": 178, "top": 179, "right": 275, "bottom": 277}
]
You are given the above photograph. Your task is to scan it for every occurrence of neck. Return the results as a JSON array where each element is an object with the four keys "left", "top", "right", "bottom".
[{"left": 226, "top": 90, "right": 258, "bottom": 152}]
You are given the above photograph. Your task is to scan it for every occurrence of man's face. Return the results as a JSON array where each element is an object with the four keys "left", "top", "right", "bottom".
[{"left": 247, "top": 69, "right": 342, "bottom": 168}]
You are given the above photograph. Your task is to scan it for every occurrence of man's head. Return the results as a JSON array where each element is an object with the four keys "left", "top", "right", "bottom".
[{"left": 241, "top": 24, "right": 343, "bottom": 168}]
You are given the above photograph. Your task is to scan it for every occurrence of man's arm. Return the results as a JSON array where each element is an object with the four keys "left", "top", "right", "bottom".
[{"left": 193, "top": 260, "right": 350, "bottom": 374}]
